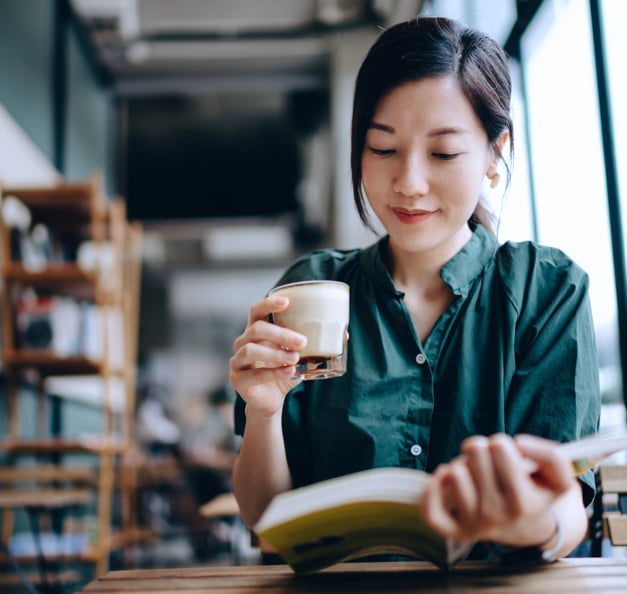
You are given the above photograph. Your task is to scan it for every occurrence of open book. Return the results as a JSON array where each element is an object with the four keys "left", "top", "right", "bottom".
[{"left": 254, "top": 425, "right": 627, "bottom": 574}]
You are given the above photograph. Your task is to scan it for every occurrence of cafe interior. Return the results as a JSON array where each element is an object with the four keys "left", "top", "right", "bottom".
[{"left": 1, "top": 0, "right": 627, "bottom": 592}]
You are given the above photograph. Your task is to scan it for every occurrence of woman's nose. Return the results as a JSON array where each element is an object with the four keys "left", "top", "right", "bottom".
[{"left": 392, "top": 157, "right": 429, "bottom": 196}]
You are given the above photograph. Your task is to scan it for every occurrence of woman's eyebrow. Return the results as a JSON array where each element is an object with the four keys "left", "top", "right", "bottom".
[
  {"left": 368, "top": 123, "right": 470, "bottom": 136},
  {"left": 428, "top": 126, "right": 470, "bottom": 137},
  {"left": 368, "top": 121, "right": 395, "bottom": 133}
]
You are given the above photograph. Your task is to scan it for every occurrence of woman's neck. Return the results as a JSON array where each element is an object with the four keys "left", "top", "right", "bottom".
[{"left": 385, "top": 225, "right": 472, "bottom": 297}]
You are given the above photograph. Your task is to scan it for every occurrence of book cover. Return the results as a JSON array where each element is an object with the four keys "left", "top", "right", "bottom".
[{"left": 254, "top": 425, "right": 627, "bottom": 574}]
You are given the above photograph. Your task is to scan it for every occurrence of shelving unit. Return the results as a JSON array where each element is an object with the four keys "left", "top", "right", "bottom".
[{"left": 0, "top": 173, "right": 142, "bottom": 589}]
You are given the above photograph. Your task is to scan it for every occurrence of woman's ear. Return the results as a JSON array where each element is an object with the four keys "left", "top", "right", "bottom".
[
  {"left": 488, "top": 172, "right": 500, "bottom": 189},
  {"left": 486, "top": 130, "right": 509, "bottom": 186}
]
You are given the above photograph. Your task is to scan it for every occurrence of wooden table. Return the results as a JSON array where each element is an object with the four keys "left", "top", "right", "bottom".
[{"left": 79, "top": 558, "right": 627, "bottom": 593}]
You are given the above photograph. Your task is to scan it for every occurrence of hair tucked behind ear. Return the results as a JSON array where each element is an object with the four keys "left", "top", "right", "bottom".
[{"left": 351, "top": 17, "right": 514, "bottom": 234}]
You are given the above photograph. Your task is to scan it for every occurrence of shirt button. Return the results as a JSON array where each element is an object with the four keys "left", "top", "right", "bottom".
[
  {"left": 410, "top": 444, "right": 422, "bottom": 457},
  {"left": 415, "top": 353, "right": 427, "bottom": 365}
]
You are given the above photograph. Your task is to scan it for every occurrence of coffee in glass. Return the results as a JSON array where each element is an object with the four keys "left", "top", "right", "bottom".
[{"left": 270, "top": 280, "right": 350, "bottom": 380}]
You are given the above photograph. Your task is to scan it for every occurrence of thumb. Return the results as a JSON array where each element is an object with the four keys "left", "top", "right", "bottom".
[{"left": 514, "top": 434, "right": 573, "bottom": 493}]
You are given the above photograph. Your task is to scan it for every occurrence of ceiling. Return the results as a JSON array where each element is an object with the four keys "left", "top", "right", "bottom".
[
  {"left": 66, "top": 0, "right": 427, "bottom": 262},
  {"left": 69, "top": 0, "right": 425, "bottom": 95}
]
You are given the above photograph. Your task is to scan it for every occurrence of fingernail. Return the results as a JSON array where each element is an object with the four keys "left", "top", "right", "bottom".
[
  {"left": 515, "top": 434, "right": 539, "bottom": 450},
  {"left": 462, "top": 435, "right": 489, "bottom": 452}
]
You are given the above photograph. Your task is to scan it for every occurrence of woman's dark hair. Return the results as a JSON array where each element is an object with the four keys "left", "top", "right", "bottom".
[{"left": 351, "top": 17, "right": 514, "bottom": 234}]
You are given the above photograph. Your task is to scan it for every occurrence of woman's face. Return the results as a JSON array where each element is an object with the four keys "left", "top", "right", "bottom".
[{"left": 361, "top": 76, "right": 498, "bottom": 261}]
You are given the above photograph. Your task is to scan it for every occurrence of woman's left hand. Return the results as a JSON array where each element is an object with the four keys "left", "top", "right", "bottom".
[{"left": 419, "top": 433, "right": 577, "bottom": 547}]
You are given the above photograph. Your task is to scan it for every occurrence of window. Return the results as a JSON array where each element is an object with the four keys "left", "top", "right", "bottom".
[
  {"left": 521, "top": 0, "right": 621, "bottom": 403},
  {"left": 602, "top": 0, "right": 627, "bottom": 281},
  {"left": 494, "top": 60, "right": 534, "bottom": 243}
]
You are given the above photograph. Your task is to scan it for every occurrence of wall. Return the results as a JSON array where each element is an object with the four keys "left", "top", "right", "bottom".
[
  {"left": 0, "top": 0, "right": 113, "bottom": 190},
  {"left": 0, "top": 0, "right": 55, "bottom": 163},
  {"left": 65, "top": 25, "right": 113, "bottom": 189}
]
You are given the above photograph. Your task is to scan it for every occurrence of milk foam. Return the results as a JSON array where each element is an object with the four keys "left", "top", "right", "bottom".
[{"left": 272, "top": 282, "right": 349, "bottom": 358}]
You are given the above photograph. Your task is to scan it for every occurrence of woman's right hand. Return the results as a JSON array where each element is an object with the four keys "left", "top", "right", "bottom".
[{"left": 229, "top": 294, "right": 306, "bottom": 418}]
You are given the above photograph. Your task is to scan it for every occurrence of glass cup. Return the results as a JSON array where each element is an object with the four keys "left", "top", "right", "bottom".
[{"left": 269, "top": 280, "right": 350, "bottom": 380}]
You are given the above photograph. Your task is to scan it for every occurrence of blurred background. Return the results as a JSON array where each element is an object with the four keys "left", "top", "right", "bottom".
[{"left": 1, "top": 0, "right": 626, "bottom": 580}]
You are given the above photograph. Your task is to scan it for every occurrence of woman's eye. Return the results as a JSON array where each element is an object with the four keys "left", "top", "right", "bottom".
[
  {"left": 368, "top": 147, "right": 395, "bottom": 156},
  {"left": 433, "top": 152, "right": 459, "bottom": 160}
]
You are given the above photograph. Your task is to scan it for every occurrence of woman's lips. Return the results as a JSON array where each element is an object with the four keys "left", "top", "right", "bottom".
[{"left": 391, "top": 207, "right": 435, "bottom": 224}]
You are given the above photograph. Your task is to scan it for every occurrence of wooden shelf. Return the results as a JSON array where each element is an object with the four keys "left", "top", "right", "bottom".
[
  {"left": 2, "top": 179, "right": 101, "bottom": 202},
  {"left": 0, "top": 488, "right": 92, "bottom": 509},
  {"left": 2, "top": 350, "right": 103, "bottom": 375},
  {"left": 0, "top": 548, "right": 102, "bottom": 565},
  {"left": 1, "top": 181, "right": 106, "bottom": 215},
  {"left": 0, "top": 174, "right": 142, "bottom": 579},
  {"left": 3, "top": 263, "right": 99, "bottom": 296},
  {"left": 0, "top": 570, "right": 82, "bottom": 587},
  {"left": 0, "top": 437, "right": 128, "bottom": 455},
  {"left": 1, "top": 528, "right": 160, "bottom": 560},
  {"left": 0, "top": 466, "right": 96, "bottom": 484},
  {"left": 2, "top": 262, "right": 119, "bottom": 305},
  {"left": 2, "top": 181, "right": 108, "bottom": 242}
]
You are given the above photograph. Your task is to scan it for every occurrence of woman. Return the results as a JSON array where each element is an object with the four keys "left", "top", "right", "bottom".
[{"left": 229, "top": 17, "right": 600, "bottom": 562}]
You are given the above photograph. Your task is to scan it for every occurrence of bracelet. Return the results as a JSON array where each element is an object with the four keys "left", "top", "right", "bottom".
[
  {"left": 489, "top": 509, "right": 564, "bottom": 565},
  {"left": 540, "top": 508, "right": 564, "bottom": 563}
]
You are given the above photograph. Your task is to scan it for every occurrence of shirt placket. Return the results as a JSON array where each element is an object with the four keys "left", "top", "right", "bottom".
[
  {"left": 398, "top": 293, "right": 465, "bottom": 470},
  {"left": 392, "top": 295, "right": 434, "bottom": 470}
]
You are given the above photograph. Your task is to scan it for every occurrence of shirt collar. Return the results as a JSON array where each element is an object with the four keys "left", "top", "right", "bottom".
[
  {"left": 361, "top": 225, "right": 498, "bottom": 297},
  {"left": 441, "top": 225, "right": 498, "bottom": 295}
]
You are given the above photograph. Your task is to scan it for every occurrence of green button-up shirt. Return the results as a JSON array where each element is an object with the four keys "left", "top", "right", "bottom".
[{"left": 235, "top": 226, "right": 601, "bottom": 505}]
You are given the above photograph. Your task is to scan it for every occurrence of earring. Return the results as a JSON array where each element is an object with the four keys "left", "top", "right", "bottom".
[{"left": 489, "top": 173, "right": 500, "bottom": 189}]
